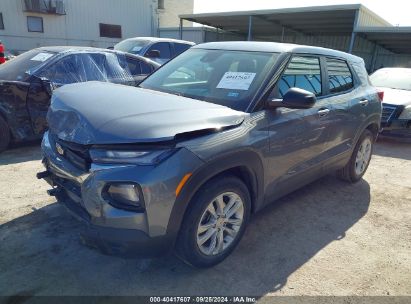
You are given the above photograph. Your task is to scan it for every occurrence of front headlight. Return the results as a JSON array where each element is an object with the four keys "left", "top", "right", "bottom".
[
  {"left": 399, "top": 105, "right": 411, "bottom": 120},
  {"left": 89, "top": 148, "right": 176, "bottom": 165}
]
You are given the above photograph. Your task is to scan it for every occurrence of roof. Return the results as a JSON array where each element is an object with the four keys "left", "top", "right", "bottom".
[
  {"left": 34, "top": 46, "right": 160, "bottom": 66},
  {"left": 194, "top": 41, "right": 364, "bottom": 63},
  {"left": 119, "top": 37, "right": 195, "bottom": 45},
  {"left": 180, "top": 4, "right": 390, "bottom": 37},
  {"left": 356, "top": 27, "right": 411, "bottom": 53}
]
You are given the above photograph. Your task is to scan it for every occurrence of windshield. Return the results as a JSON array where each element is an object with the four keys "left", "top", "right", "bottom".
[
  {"left": 114, "top": 39, "right": 150, "bottom": 55},
  {"left": 140, "top": 49, "right": 280, "bottom": 111},
  {"left": 370, "top": 68, "right": 411, "bottom": 91},
  {"left": 0, "top": 49, "right": 56, "bottom": 81}
]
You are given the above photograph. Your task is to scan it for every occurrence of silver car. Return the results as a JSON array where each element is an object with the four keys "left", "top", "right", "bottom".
[{"left": 39, "top": 42, "right": 381, "bottom": 268}]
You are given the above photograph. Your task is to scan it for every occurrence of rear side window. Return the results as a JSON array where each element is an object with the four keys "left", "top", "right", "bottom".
[
  {"left": 277, "top": 56, "right": 322, "bottom": 97},
  {"left": 174, "top": 43, "right": 191, "bottom": 57},
  {"left": 326, "top": 58, "right": 354, "bottom": 94},
  {"left": 141, "top": 61, "right": 152, "bottom": 74}
]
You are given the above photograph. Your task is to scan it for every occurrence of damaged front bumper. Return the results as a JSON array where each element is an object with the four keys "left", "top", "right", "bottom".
[{"left": 38, "top": 132, "right": 203, "bottom": 257}]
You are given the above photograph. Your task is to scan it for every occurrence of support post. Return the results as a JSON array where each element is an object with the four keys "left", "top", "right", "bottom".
[
  {"left": 348, "top": 9, "right": 359, "bottom": 53},
  {"left": 247, "top": 15, "right": 253, "bottom": 41},
  {"left": 281, "top": 26, "right": 285, "bottom": 42},
  {"left": 179, "top": 18, "right": 183, "bottom": 40},
  {"left": 370, "top": 43, "right": 379, "bottom": 73}
]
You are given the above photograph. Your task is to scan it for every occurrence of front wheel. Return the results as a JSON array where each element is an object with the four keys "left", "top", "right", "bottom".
[
  {"left": 176, "top": 176, "right": 251, "bottom": 268},
  {"left": 337, "top": 129, "right": 374, "bottom": 183}
]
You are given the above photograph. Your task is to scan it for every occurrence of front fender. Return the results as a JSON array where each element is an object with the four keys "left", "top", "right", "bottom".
[{"left": 166, "top": 149, "right": 265, "bottom": 240}]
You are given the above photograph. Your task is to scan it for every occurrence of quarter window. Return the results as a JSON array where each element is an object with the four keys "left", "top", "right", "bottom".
[
  {"left": 326, "top": 58, "right": 354, "bottom": 94},
  {"left": 27, "top": 16, "right": 43, "bottom": 33},
  {"left": 277, "top": 56, "right": 322, "bottom": 98}
]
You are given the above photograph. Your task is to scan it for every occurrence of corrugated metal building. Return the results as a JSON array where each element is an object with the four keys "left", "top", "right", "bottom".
[
  {"left": 0, "top": 0, "right": 194, "bottom": 53},
  {"left": 179, "top": 4, "right": 411, "bottom": 72}
]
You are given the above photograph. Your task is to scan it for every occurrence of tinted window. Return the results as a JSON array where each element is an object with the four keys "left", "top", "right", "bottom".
[
  {"left": 27, "top": 16, "right": 43, "bottom": 32},
  {"left": 147, "top": 42, "right": 171, "bottom": 59},
  {"left": 326, "top": 58, "right": 353, "bottom": 94},
  {"left": 277, "top": 56, "right": 322, "bottom": 98},
  {"left": 174, "top": 43, "right": 191, "bottom": 56}
]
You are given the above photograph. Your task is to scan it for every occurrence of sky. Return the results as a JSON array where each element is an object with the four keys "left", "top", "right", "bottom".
[{"left": 194, "top": 0, "right": 411, "bottom": 26}]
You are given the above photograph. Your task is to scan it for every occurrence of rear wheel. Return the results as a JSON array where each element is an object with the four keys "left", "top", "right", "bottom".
[
  {"left": 0, "top": 116, "right": 10, "bottom": 153},
  {"left": 337, "top": 129, "right": 374, "bottom": 183},
  {"left": 176, "top": 176, "right": 251, "bottom": 268}
]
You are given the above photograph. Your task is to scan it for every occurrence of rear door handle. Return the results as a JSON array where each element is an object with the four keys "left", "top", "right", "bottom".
[
  {"left": 318, "top": 108, "right": 330, "bottom": 117},
  {"left": 359, "top": 99, "right": 369, "bottom": 106}
]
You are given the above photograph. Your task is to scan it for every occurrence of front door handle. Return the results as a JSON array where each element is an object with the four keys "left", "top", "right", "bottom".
[
  {"left": 359, "top": 99, "right": 369, "bottom": 106},
  {"left": 318, "top": 108, "right": 330, "bottom": 117}
]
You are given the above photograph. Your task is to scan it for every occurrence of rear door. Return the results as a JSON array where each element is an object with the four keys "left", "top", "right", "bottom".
[
  {"left": 322, "top": 57, "right": 376, "bottom": 169},
  {"left": 265, "top": 55, "right": 333, "bottom": 199}
]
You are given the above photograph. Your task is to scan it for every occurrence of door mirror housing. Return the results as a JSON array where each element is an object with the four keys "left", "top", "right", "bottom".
[
  {"left": 40, "top": 77, "right": 55, "bottom": 96},
  {"left": 267, "top": 87, "right": 317, "bottom": 109},
  {"left": 146, "top": 50, "right": 160, "bottom": 58}
]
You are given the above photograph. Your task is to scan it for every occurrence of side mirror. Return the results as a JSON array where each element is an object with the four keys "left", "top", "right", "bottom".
[
  {"left": 40, "top": 77, "right": 55, "bottom": 96},
  {"left": 146, "top": 50, "right": 160, "bottom": 58},
  {"left": 267, "top": 87, "right": 316, "bottom": 109}
]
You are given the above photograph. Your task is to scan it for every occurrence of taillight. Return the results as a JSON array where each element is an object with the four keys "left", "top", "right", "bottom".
[{"left": 377, "top": 90, "right": 384, "bottom": 102}]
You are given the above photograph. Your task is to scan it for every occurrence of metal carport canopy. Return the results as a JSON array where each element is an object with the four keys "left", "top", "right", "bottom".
[
  {"left": 179, "top": 4, "right": 362, "bottom": 38},
  {"left": 356, "top": 27, "right": 411, "bottom": 54}
]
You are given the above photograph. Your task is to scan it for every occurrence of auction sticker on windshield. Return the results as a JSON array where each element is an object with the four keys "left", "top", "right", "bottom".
[
  {"left": 30, "top": 53, "right": 54, "bottom": 62},
  {"left": 217, "top": 72, "right": 256, "bottom": 90}
]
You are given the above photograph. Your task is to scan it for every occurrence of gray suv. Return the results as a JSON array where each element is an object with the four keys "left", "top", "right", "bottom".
[{"left": 38, "top": 42, "right": 381, "bottom": 268}]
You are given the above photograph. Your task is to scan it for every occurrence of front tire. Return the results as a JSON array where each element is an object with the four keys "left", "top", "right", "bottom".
[
  {"left": 337, "top": 129, "right": 374, "bottom": 183},
  {"left": 176, "top": 176, "right": 251, "bottom": 268},
  {"left": 0, "top": 116, "right": 10, "bottom": 153}
]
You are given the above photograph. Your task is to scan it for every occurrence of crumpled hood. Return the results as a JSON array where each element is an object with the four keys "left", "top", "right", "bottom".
[
  {"left": 47, "top": 82, "right": 246, "bottom": 145},
  {"left": 378, "top": 87, "right": 411, "bottom": 106}
]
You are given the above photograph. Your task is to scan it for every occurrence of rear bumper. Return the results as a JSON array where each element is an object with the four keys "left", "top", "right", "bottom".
[{"left": 380, "top": 119, "right": 411, "bottom": 141}]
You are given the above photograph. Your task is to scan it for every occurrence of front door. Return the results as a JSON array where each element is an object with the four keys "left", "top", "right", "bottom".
[{"left": 264, "top": 55, "right": 333, "bottom": 201}]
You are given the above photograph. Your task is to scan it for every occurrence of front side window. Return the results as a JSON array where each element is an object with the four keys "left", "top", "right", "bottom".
[
  {"left": 27, "top": 16, "right": 43, "bottom": 33},
  {"left": 147, "top": 42, "right": 171, "bottom": 59},
  {"left": 276, "top": 56, "right": 322, "bottom": 98},
  {"left": 326, "top": 58, "right": 353, "bottom": 94},
  {"left": 140, "top": 49, "right": 280, "bottom": 111}
]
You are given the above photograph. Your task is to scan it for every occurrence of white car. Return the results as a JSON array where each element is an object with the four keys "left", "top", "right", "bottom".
[{"left": 370, "top": 68, "right": 411, "bottom": 140}]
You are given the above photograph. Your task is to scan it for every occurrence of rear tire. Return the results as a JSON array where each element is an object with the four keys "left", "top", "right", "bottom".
[
  {"left": 337, "top": 129, "right": 374, "bottom": 183},
  {"left": 175, "top": 175, "right": 251, "bottom": 268},
  {"left": 0, "top": 116, "right": 10, "bottom": 153}
]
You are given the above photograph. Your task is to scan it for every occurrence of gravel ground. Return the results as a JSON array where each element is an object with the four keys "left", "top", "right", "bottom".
[{"left": 0, "top": 140, "right": 410, "bottom": 297}]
